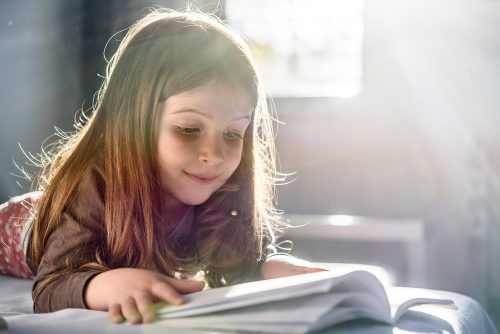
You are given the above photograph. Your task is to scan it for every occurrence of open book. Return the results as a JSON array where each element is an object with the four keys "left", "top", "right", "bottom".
[{"left": 156, "top": 270, "right": 455, "bottom": 333}]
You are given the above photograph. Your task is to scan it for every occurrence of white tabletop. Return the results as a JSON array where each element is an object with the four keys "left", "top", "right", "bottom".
[{"left": 0, "top": 275, "right": 496, "bottom": 334}]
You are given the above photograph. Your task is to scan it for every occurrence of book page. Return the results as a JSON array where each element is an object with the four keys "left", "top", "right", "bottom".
[
  {"left": 157, "top": 270, "right": 366, "bottom": 318},
  {"left": 157, "top": 269, "right": 396, "bottom": 333},
  {"left": 331, "top": 271, "right": 391, "bottom": 321},
  {"left": 158, "top": 292, "right": 347, "bottom": 333},
  {"left": 389, "top": 292, "right": 456, "bottom": 323},
  {"left": 310, "top": 291, "right": 393, "bottom": 332}
]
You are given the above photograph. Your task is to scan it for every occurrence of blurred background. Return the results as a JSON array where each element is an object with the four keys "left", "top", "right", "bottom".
[{"left": 1, "top": 0, "right": 499, "bottom": 327}]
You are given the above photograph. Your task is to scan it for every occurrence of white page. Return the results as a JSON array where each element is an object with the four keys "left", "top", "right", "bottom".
[
  {"left": 158, "top": 292, "right": 351, "bottom": 325},
  {"left": 156, "top": 269, "right": 455, "bottom": 332},
  {"left": 162, "top": 318, "right": 311, "bottom": 334},
  {"left": 335, "top": 292, "right": 391, "bottom": 322},
  {"left": 336, "top": 270, "right": 389, "bottom": 309},
  {"left": 311, "top": 305, "right": 392, "bottom": 333},
  {"left": 158, "top": 270, "right": 371, "bottom": 318},
  {"left": 158, "top": 291, "right": 391, "bottom": 333},
  {"left": 391, "top": 297, "right": 456, "bottom": 323}
]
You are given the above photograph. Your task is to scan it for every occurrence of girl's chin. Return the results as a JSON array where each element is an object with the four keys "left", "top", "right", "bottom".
[
  {"left": 162, "top": 185, "right": 217, "bottom": 206},
  {"left": 183, "top": 197, "right": 212, "bottom": 206},
  {"left": 175, "top": 193, "right": 213, "bottom": 206},
  {"left": 161, "top": 193, "right": 205, "bottom": 209}
]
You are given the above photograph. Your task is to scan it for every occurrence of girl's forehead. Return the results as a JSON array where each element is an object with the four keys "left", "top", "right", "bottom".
[{"left": 165, "top": 82, "right": 254, "bottom": 117}]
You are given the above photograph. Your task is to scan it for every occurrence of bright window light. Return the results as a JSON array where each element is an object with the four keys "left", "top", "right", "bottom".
[{"left": 226, "top": 0, "right": 364, "bottom": 98}]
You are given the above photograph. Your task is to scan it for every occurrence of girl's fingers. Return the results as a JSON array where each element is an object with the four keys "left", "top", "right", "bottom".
[
  {"left": 307, "top": 267, "right": 329, "bottom": 273},
  {"left": 152, "top": 278, "right": 205, "bottom": 304},
  {"left": 108, "top": 303, "right": 125, "bottom": 324},
  {"left": 107, "top": 278, "right": 206, "bottom": 325},
  {"left": 165, "top": 277, "right": 205, "bottom": 294},
  {"left": 151, "top": 282, "right": 186, "bottom": 305},
  {"left": 121, "top": 297, "right": 142, "bottom": 324},
  {"left": 135, "top": 293, "right": 156, "bottom": 323},
  {"left": 293, "top": 266, "right": 328, "bottom": 275}
]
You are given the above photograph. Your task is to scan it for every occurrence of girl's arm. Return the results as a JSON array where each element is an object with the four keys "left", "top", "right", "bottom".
[
  {"left": 260, "top": 254, "right": 328, "bottom": 280},
  {"left": 31, "top": 166, "right": 205, "bottom": 324},
  {"left": 31, "top": 165, "right": 108, "bottom": 313},
  {"left": 84, "top": 256, "right": 323, "bottom": 324},
  {"left": 84, "top": 268, "right": 204, "bottom": 324}
]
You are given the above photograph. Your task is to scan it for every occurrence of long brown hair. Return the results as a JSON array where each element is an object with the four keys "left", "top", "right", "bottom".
[{"left": 29, "top": 9, "right": 283, "bottom": 293}]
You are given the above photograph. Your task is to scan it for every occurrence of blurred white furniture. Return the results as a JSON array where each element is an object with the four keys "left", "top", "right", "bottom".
[{"left": 283, "top": 214, "right": 426, "bottom": 286}]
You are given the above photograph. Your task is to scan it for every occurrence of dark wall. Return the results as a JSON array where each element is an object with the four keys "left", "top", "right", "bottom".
[
  {"left": 0, "top": 0, "right": 115, "bottom": 201},
  {"left": 0, "top": 0, "right": 221, "bottom": 202},
  {"left": 1, "top": 0, "right": 80, "bottom": 200}
]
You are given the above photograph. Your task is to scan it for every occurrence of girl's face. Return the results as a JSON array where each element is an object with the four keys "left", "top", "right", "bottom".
[{"left": 156, "top": 82, "right": 252, "bottom": 206}]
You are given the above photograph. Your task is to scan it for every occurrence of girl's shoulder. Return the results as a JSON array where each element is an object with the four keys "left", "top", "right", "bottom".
[
  {"left": 0, "top": 191, "right": 42, "bottom": 208},
  {"left": 0, "top": 192, "right": 41, "bottom": 259},
  {"left": 0, "top": 192, "right": 42, "bottom": 222}
]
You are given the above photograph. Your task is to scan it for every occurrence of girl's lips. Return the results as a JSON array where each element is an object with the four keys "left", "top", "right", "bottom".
[{"left": 184, "top": 172, "right": 217, "bottom": 184}]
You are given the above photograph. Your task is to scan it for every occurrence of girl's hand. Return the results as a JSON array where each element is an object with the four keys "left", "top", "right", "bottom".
[
  {"left": 84, "top": 268, "right": 205, "bottom": 324},
  {"left": 260, "top": 254, "right": 328, "bottom": 280}
]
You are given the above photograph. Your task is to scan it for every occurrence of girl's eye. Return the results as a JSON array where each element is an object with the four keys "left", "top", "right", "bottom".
[
  {"left": 223, "top": 130, "right": 243, "bottom": 140},
  {"left": 174, "top": 126, "right": 200, "bottom": 136}
]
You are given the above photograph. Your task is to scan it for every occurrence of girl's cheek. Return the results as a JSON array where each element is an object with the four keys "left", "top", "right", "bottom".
[{"left": 228, "top": 147, "right": 244, "bottom": 168}]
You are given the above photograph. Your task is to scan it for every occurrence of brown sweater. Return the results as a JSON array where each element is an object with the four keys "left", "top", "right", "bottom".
[
  {"left": 26, "top": 164, "right": 106, "bottom": 312},
  {"left": 26, "top": 164, "right": 195, "bottom": 313}
]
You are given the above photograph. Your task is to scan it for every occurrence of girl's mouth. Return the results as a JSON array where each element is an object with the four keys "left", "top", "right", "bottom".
[{"left": 184, "top": 172, "right": 217, "bottom": 184}]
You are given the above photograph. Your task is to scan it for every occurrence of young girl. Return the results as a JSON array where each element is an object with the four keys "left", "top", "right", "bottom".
[{"left": 0, "top": 9, "right": 325, "bottom": 325}]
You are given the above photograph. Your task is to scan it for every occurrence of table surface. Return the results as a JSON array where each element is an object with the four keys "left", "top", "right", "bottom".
[{"left": 0, "top": 274, "right": 497, "bottom": 334}]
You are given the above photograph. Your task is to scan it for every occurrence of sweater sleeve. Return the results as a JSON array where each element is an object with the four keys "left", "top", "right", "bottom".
[{"left": 31, "top": 165, "right": 106, "bottom": 313}]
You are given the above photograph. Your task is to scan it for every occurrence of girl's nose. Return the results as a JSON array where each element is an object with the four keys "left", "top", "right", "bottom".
[{"left": 198, "top": 135, "right": 224, "bottom": 165}]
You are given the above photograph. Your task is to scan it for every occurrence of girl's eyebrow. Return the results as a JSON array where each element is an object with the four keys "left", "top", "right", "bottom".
[{"left": 170, "top": 108, "right": 251, "bottom": 122}]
